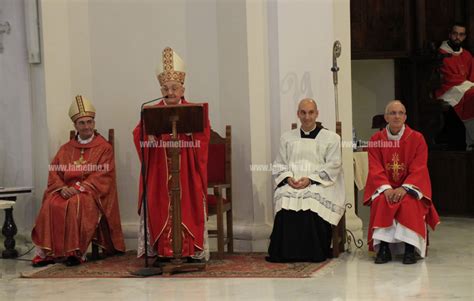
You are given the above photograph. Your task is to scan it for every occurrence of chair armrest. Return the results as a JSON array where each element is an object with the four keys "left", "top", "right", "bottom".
[
  {"left": 211, "top": 184, "right": 231, "bottom": 190},
  {"left": 211, "top": 184, "right": 230, "bottom": 199}
]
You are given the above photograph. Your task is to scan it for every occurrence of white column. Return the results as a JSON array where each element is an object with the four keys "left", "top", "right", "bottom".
[
  {"left": 244, "top": 0, "right": 273, "bottom": 251},
  {"left": 40, "top": 0, "right": 75, "bottom": 153},
  {"left": 213, "top": 0, "right": 273, "bottom": 251}
]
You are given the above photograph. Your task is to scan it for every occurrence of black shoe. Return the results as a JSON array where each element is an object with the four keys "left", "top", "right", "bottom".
[
  {"left": 403, "top": 244, "right": 417, "bottom": 264},
  {"left": 64, "top": 256, "right": 82, "bottom": 267},
  {"left": 152, "top": 257, "right": 170, "bottom": 267},
  {"left": 374, "top": 243, "right": 392, "bottom": 264},
  {"left": 152, "top": 258, "right": 162, "bottom": 267},
  {"left": 265, "top": 256, "right": 282, "bottom": 263},
  {"left": 402, "top": 252, "right": 417, "bottom": 264}
]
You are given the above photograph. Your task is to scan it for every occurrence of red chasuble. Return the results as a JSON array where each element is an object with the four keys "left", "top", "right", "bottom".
[
  {"left": 363, "top": 126, "right": 440, "bottom": 251},
  {"left": 133, "top": 99, "right": 210, "bottom": 257},
  {"left": 435, "top": 48, "right": 474, "bottom": 121},
  {"left": 32, "top": 134, "right": 125, "bottom": 257}
]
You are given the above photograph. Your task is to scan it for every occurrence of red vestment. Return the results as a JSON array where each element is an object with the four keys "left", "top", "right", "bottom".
[
  {"left": 32, "top": 134, "right": 125, "bottom": 258},
  {"left": 133, "top": 99, "right": 210, "bottom": 257},
  {"left": 435, "top": 46, "right": 474, "bottom": 121},
  {"left": 363, "top": 126, "right": 440, "bottom": 251}
]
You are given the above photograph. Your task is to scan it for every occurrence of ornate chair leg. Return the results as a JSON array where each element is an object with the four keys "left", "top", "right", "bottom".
[
  {"left": 226, "top": 209, "right": 233, "bottom": 253},
  {"left": 216, "top": 208, "right": 224, "bottom": 259}
]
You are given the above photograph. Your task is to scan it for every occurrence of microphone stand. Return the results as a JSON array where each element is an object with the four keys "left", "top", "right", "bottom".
[{"left": 131, "top": 96, "right": 166, "bottom": 277}]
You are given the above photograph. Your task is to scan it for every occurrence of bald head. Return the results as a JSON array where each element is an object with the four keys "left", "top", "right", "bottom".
[
  {"left": 297, "top": 98, "right": 319, "bottom": 132},
  {"left": 298, "top": 98, "right": 318, "bottom": 111},
  {"left": 384, "top": 100, "right": 407, "bottom": 134}
]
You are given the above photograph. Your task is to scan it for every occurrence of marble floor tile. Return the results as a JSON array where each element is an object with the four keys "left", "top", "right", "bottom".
[{"left": 0, "top": 217, "right": 472, "bottom": 300}]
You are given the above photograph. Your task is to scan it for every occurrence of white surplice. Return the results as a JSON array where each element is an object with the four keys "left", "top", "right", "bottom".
[{"left": 272, "top": 128, "right": 346, "bottom": 226}]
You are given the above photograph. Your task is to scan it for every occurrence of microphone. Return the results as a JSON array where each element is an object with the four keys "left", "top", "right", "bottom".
[{"left": 141, "top": 96, "right": 168, "bottom": 111}]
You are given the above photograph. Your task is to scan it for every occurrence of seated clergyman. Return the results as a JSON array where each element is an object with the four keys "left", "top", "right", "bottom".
[
  {"left": 364, "top": 100, "right": 440, "bottom": 264},
  {"left": 31, "top": 95, "right": 125, "bottom": 267},
  {"left": 266, "top": 98, "right": 345, "bottom": 263}
]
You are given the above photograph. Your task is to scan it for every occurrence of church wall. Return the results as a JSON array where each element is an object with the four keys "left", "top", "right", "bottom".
[
  {"left": 351, "top": 59, "right": 395, "bottom": 142},
  {"left": 351, "top": 59, "right": 395, "bottom": 224}
]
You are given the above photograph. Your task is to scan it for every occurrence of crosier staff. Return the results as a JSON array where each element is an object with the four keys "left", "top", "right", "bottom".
[{"left": 331, "top": 40, "right": 342, "bottom": 122}]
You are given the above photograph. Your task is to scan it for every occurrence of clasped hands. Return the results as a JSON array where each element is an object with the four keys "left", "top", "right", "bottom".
[
  {"left": 288, "top": 177, "right": 311, "bottom": 190},
  {"left": 60, "top": 187, "right": 80, "bottom": 199},
  {"left": 384, "top": 187, "right": 407, "bottom": 204}
]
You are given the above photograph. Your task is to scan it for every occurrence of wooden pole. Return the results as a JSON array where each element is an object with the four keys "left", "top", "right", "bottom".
[
  {"left": 170, "top": 116, "right": 183, "bottom": 263},
  {"left": 162, "top": 114, "right": 206, "bottom": 275}
]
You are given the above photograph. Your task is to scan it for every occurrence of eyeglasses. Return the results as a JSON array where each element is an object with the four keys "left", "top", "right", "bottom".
[
  {"left": 451, "top": 31, "right": 466, "bottom": 37},
  {"left": 387, "top": 111, "right": 406, "bottom": 116},
  {"left": 161, "top": 85, "right": 183, "bottom": 92}
]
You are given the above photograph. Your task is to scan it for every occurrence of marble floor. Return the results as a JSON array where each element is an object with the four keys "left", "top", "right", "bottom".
[{"left": 0, "top": 217, "right": 473, "bottom": 301}]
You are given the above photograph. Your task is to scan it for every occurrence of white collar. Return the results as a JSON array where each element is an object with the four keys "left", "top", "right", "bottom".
[
  {"left": 386, "top": 124, "right": 405, "bottom": 141},
  {"left": 440, "top": 40, "right": 463, "bottom": 55},
  {"left": 301, "top": 124, "right": 317, "bottom": 135},
  {"left": 78, "top": 133, "right": 94, "bottom": 144}
]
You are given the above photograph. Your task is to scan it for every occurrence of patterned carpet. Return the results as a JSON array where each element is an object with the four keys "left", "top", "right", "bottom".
[{"left": 22, "top": 251, "right": 332, "bottom": 278}]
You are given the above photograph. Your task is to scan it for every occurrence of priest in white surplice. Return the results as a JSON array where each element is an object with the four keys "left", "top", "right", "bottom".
[{"left": 266, "top": 98, "right": 345, "bottom": 263}]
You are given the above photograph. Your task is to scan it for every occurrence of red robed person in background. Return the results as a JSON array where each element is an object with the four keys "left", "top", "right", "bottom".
[
  {"left": 133, "top": 47, "right": 210, "bottom": 264},
  {"left": 31, "top": 95, "right": 125, "bottom": 267},
  {"left": 364, "top": 100, "right": 439, "bottom": 265},
  {"left": 435, "top": 22, "right": 474, "bottom": 150}
]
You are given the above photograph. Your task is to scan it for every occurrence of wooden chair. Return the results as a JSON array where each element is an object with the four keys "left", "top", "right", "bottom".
[
  {"left": 291, "top": 122, "right": 346, "bottom": 258},
  {"left": 206, "top": 125, "right": 233, "bottom": 259},
  {"left": 70, "top": 129, "right": 115, "bottom": 260}
]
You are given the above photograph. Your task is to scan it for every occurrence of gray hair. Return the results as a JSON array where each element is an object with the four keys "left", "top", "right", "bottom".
[{"left": 384, "top": 100, "right": 406, "bottom": 114}]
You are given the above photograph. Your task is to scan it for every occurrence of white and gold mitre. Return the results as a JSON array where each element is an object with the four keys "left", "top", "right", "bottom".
[
  {"left": 68, "top": 95, "right": 96, "bottom": 122},
  {"left": 156, "top": 47, "right": 186, "bottom": 86}
]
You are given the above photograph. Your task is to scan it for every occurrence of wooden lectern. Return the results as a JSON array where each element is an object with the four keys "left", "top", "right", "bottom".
[{"left": 142, "top": 103, "right": 207, "bottom": 275}]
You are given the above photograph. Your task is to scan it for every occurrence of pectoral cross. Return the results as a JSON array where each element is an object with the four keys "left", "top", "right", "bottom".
[
  {"left": 386, "top": 153, "right": 405, "bottom": 182},
  {"left": 74, "top": 149, "right": 87, "bottom": 166}
]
